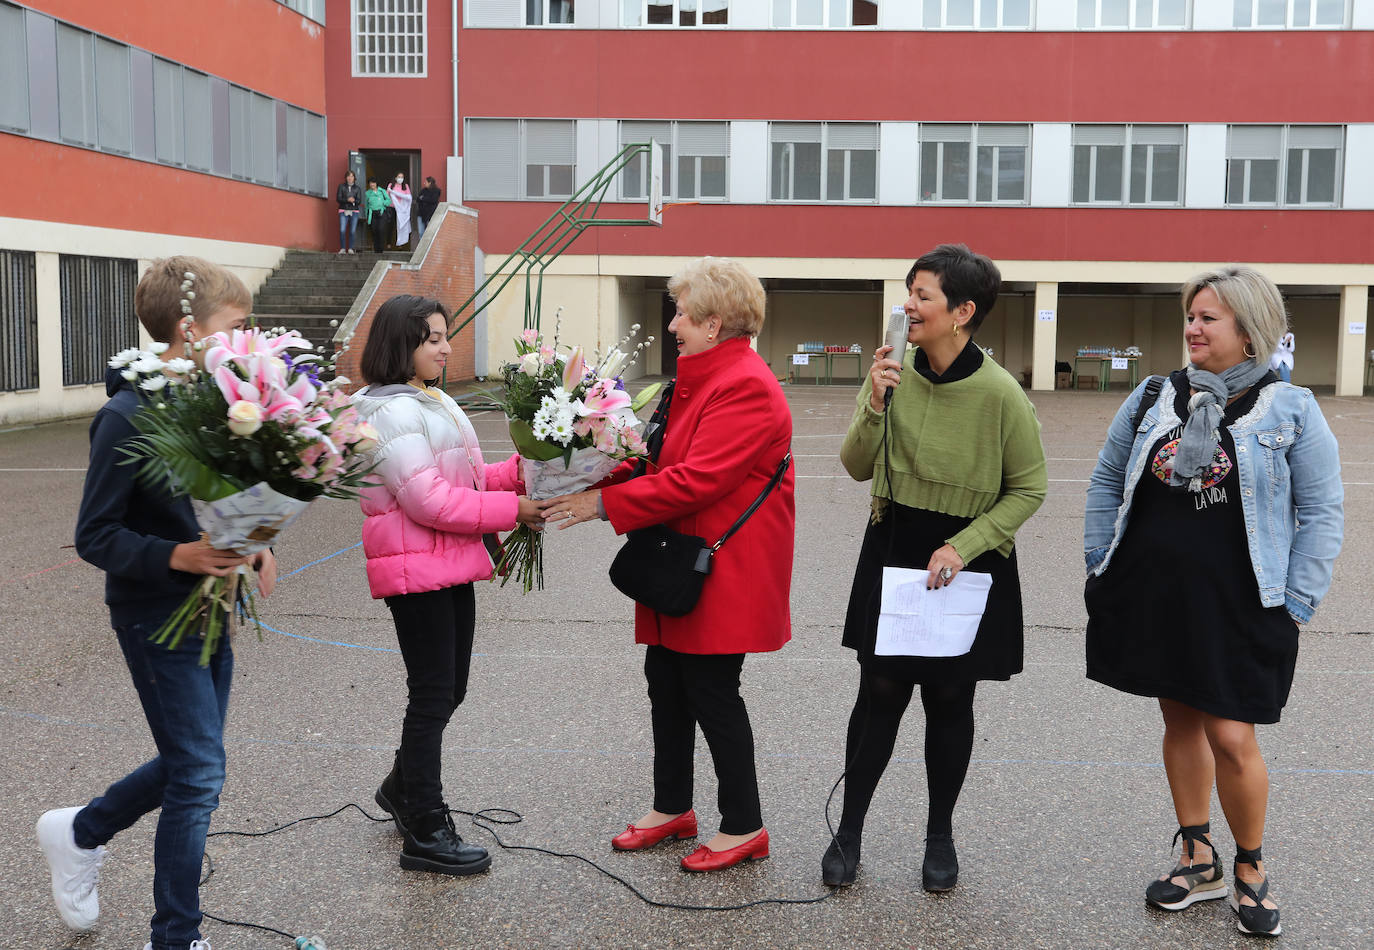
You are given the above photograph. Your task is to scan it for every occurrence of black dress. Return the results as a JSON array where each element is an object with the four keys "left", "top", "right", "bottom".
[
  {"left": 1085, "top": 371, "right": 1298, "bottom": 724},
  {"left": 841, "top": 346, "right": 1025, "bottom": 685}
]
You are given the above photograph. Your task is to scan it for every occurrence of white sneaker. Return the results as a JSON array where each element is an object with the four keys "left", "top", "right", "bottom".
[
  {"left": 141, "top": 942, "right": 211, "bottom": 950},
  {"left": 36, "top": 806, "right": 104, "bottom": 930}
]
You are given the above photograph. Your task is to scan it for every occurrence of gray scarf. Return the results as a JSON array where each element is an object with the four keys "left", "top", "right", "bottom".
[{"left": 1170, "top": 359, "right": 1269, "bottom": 491}]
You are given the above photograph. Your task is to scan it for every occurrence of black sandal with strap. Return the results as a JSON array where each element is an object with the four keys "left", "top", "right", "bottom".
[
  {"left": 1145, "top": 822, "right": 1228, "bottom": 911},
  {"left": 1231, "top": 845, "right": 1282, "bottom": 937}
]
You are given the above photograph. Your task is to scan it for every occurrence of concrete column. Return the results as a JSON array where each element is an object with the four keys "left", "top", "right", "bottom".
[
  {"left": 34, "top": 252, "right": 62, "bottom": 403},
  {"left": 1031, "top": 281, "right": 1058, "bottom": 391},
  {"left": 1336, "top": 284, "right": 1369, "bottom": 396}
]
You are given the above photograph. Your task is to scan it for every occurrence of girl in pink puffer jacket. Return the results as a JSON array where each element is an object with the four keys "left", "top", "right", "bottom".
[{"left": 351, "top": 294, "right": 545, "bottom": 877}]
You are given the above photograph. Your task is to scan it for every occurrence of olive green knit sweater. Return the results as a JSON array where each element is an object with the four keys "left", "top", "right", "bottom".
[{"left": 840, "top": 348, "right": 1048, "bottom": 563}]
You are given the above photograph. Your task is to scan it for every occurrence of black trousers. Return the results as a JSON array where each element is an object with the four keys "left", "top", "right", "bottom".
[
  {"left": 369, "top": 213, "right": 387, "bottom": 252},
  {"left": 384, "top": 584, "right": 475, "bottom": 815},
  {"left": 644, "top": 644, "right": 762, "bottom": 835}
]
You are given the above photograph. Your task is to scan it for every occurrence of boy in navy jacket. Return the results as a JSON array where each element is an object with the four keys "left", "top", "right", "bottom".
[{"left": 37, "top": 256, "right": 276, "bottom": 950}]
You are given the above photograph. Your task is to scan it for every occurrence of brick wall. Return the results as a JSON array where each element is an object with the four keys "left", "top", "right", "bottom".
[{"left": 334, "top": 205, "right": 479, "bottom": 391}]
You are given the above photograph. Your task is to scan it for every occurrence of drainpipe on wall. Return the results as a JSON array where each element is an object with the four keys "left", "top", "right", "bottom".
[{"left": 447, "top": 0, "right": 462, "bottom": 200}]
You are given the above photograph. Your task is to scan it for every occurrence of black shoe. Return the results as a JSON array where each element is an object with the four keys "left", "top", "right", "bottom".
[
  {"left": 922, "top": 834, "right": 958, "bottom": 892},
  {"left": 375, "top": 751, "right": 407, "bottom": 833},
  {"left": 1231, "top": 845, "right": 1281, "bottom": 937},
  {"left": 399, "top": 809, "right": 492, "bottom": 876},
  {"left": 821, "top": 831, "right": 861, "bottom": 887},
  {"left": 1145, "top": 823, "right": 1227, "bottom": 911}
]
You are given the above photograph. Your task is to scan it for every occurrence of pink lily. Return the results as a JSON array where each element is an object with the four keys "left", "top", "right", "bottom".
[{"left": 562, "top": 346, "right": 586, "bottom": 390}]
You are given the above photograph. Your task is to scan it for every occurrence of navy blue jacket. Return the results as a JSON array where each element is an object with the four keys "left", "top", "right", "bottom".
[{"left": 75, "top": 368, "right": 201, "bottom": 628}]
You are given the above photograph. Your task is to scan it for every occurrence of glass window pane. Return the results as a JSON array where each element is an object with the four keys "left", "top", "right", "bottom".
[
  {"left": 1257, "top": 0, "right": 1284, "bottom": 24},
  {"left": 1315, "top": 0, "right": 1342, "bottom": 23},
  {"left": 831, "top": 0, "right": 848, "bottom": 25},
  {"left": 681, "top": 0, "right": 698, "bottom": 25},
  {"left": 56, "top": 25, "right": 96, "bottom": 147},
  {"left": 1249, "top": 159, "right": 1278, "bottom": 202},
  {"left": 1226, "top": 161, "right": 1245, "bottom": 202},
  {"left": 1078, "top": 0, "right": 1097, "bottom": 25},
  {"left": 1094, "top": 145, "right": 1123, "bottom": 201},
  {"left": 849, "top": 149, "right": 876, "bottom": 199},
  {"left": 526, "top": 166, "right": 545, "bottom": 197},
  {"left": 1129, "top": 144, "right": 1147, "bottom": 203},
  {"left": 526, "top": 0, "right": 544, "bottom": 23},
  {"left": 1285, "top": 151, "right": 1303, "bottom": 203},
  {"left": 677, "top": 156, "right": 696, "bottom": 198},
  {"left": 549, "top": 164, "right": 573, "bottom": 196},
  {"left": 703, "top": 0, "right": 728, "bottom": 24},
  {"left": 1134, "top": 0, "right": 1152, "bottom": 25},
  {"left": 794, "top": 142, "right": 822, "bottom": 198},
  {"left": 1304, "top": 149, "right": 1337, "bottom": 203},
  {"left": 95, "top": 38, "right": 132, "bottom": 154},
  {"left": 925, "top": 0, "right": 943, "bottom": 25},
  {"left": 980, "top": 0, "right": 997, "bottom": 25},
  {"left": 551, "top": 0, "right": 575, "bottom": 23},
  {"left": 647, "top": 0, "right": 672, "bottom": 23},
  {"left": 623, "top": 151, "right": 645, "bottom": 198},
  {"left": 1073, "top": 146, "right": 1092, "bottom": 203},
  {"left": 798, "top": 0, "right": 824, "bottom": 24},
  {"left": 1003, "top": 0, "right": 1030, "bottom": 25},
  {"left": 700, "top": 156, "right": 727, "bottom": 197},
  {"left": 771, "top": 142, "right": 790, "bottom": 198},
  {"left": 661, "top": 143, "right": 673, "bottom": 196},
  {"left": 998, "top": 147, "right": 1025, "bottom": 201},
  {"left": 1291, "top": 0, "right": 1311, "bottom": 24},
  {"left": 826, "top": 148, "right": 845, "bottom": 199},
  {"left": 852, "top": 1, "right": 879, "bottom": 25},
  {"left": 1103, "top": 0, "right": 1129, "bottom": 25},
  {"left": 1157, "top": 0, "right": 1186, "bottom": 23},
  {"left": 1151, "top": 145, "right": 1181, "bottom": 202},
  {"left": 947, "top": 0, "right": 974, "bottom": 25},
  {"left": 1233, "top": 0, "right": 1252, "bottom": 26},
  {"left": 0, "top": 4, "right": 28, "bottom": 133},
  {"left": 944, "top": 142, "right": 970, "bottom": 199},
  {"left": 625, "top": 0, "right": 643, "bottom": 26},
  {"left": 775, "top": 0, "right": 791, "bottom": 26},
  {"left": 976, "top": 146, "right": 993, "bottom": 201},
  {"left": 921, "top": 142, "right": 940, "bottom": 198}
]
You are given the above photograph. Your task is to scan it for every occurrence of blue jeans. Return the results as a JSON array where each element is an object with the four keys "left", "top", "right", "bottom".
[
  {"left": 416, "top": 216, "right": 429, "bottom": 239},
  {"left": 72, "top": 622, "right": 233, "bottom": 950},
  {"left": 339, "top": 211, "right": 360, "bottom": 250}
]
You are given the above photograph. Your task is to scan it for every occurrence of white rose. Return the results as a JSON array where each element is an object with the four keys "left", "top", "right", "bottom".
[
  {"left": 519, "top": 352, "right": 541, "bottom": 376},
  {"left": 227, "top": 400, "right": 264, "bottom": 436},
  {"left": 354, "top": 420, "right": 380, "bottom": 453}
]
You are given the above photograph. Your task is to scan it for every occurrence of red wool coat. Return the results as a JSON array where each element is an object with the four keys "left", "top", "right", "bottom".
[{"left": 602, "top": 337, "right": 795, "bottom": 655}]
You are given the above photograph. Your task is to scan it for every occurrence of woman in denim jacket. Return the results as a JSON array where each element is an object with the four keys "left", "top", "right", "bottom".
[{"left": 1083, "top": 266, "right": 1342, "bottom": 938}]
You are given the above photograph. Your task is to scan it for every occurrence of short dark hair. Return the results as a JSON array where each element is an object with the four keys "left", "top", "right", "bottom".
[
  {"left": 366, "top": 177, "right": 377, "bottom": 186},
  {"left": 424, "top": 176, "right": 436, "bottom": 187},
  {"left": 359, "top": 295, "right": 450, "bottom": 386},
  {"left": 905, "top": 243, "right": 1002, "bottom": 334}
]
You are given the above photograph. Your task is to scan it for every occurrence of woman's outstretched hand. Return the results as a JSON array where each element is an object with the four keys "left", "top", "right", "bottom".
[{"left": 543, "top": 489, "right": 602, "bottom": 529}]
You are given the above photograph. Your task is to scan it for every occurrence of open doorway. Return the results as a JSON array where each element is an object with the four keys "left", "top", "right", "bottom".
[
  {"left": 356, "top": 149, "right": 420, "bottom": 251},
  {"left": 658, "top": 292, "right": 677, "bottom": 377}
]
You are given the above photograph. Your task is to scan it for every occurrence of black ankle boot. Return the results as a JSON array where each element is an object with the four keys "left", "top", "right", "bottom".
[
  {"left": 821, "top": 830, "right": 861, "bottom": 887},
  {"left": 922, "top": 833, "right": 958, "bottom": 892},
  {"left": 400, "top": 808, "right": 492, "bottom": 876},
  {"left": 375, "top": 750, "right": 407, "bottom": 832}
]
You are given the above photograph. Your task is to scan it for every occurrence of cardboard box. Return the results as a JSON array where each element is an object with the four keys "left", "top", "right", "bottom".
[{"left": 1055, "top": 371, "right": 1072, "bottom": 390}]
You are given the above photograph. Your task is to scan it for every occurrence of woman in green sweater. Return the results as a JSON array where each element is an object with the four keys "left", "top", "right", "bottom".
[{"left": 822, "top": 243, "right": 1047, "bottom": 891}]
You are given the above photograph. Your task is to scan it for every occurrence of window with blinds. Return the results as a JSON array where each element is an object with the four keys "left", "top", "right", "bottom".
[
  {"left": 1072, "top": 124, "right": 1184, "bottom": 205},
  {"left": 0, "top": 2, "right": 27, "bottom": 134},
  {"left": 353, "top": 0, "right": 427, "bottom": 76},
  {"left": 524, "top": 120, "right": 576, "bottom": 198},
  {"left": 770, "top": 122, "right": 877, "bottom": 202},
  {"left": 59, "top": 256, "right": 139, "bottom": 388},
  {"left": 1233, "top": 0, "right": 1344, "bottom": 27},
  {"left": 527, "top": 0, "right": 576, "bottom": 24},
  {"left": 464, "top": 119, "right": 576, "bottom": 200},
  {"left": 773, "top": 0, "right": 878, "bottom": 26},
  {"left": 1227, "top": 125, "right": 1342, "bottom": 206},
  {"left": 625, "top": 1, "right": 729, "bottom": 26},
  {"left": 924, "top": 0, "right": 1031, "bottom": 28},
  {"left": 56, "top": 23, "right": 97, "bottom": 147},
  {"left": 619, "top": 121, "right": 729, "bottom": 201},
  {"left": 920, "top": 124, "right": 1029, "bottom": 203},
  {"left": 1078, "top": 0, "right": 1187, "bottom": 27}
]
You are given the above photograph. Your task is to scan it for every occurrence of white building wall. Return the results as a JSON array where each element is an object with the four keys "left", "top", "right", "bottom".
[
  {"left": 878, "top": 122, "right": 920, "bottom": 205},
  {"left": 1036, "top": 0, "right": 1077, "bottom": 30},
  {"left": 1030, "top": 123, "right": 1072, "bottom": 207},
  {"left": 1185, "top": 123, "right": 1228, "bottom": 207},
  {"left": 1191, "top": 0, "right": 1235, "bottom": 28},
  {"left": 1343, "top": 125, "right": 1374, "bottom": 208},
  {"left": 730, "top": 120, "right": 769, "bottom": 203}
]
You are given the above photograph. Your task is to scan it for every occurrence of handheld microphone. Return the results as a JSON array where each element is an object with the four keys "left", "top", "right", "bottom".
[{"left": 883, "top": 305, "right": 908, "bottom": 407}]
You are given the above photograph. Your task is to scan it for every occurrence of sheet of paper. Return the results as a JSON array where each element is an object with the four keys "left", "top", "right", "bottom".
[{"left": 874, "top": 567, "right": 993, "bottom": 658}]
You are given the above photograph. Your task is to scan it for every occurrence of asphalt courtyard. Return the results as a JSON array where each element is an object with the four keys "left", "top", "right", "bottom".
[{"left": 2, "top": 382, "right": 1371, "bottom": 950}]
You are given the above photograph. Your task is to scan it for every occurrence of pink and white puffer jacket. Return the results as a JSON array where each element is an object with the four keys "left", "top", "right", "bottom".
[{"left": 351, "top": 383, "right": 523, "bottom": 599}]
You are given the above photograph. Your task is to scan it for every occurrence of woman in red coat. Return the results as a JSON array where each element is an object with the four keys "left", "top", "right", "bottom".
[{"left": 545, "top": 257, "right": 794, "bottom": 873}]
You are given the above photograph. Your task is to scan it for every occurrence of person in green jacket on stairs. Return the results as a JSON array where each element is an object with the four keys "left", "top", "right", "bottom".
[{"left": 364, "top": 178, "right": 392, "bottom": 253}]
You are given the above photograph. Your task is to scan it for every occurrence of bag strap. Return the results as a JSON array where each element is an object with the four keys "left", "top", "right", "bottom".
[
  {"left": 710, "top": 453, "right": 791, "bottom": 553},
  {"left": 1131, "top": 375, "right": 1165, "bottom": 433}
]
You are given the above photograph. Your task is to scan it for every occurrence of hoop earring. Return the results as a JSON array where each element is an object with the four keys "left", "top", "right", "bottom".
[{"left": 1244, "top": 342, "right": 1257, "bottom": 359}]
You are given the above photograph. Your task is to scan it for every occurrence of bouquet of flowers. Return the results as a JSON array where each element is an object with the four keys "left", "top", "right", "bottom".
[
  {"left": 114, "top": 325, "right": 377, "bottom": 664},
  {"left": 499, "top": 314, "right": 660, "bottom": 592}
]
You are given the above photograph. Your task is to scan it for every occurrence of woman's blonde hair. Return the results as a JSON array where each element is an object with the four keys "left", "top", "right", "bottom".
[
  {"left": 667, "top": 257, "right": 766, "bottom": 339},
  {"left": 1181, "top": 265, "right": 1288, "bottom": 364}
]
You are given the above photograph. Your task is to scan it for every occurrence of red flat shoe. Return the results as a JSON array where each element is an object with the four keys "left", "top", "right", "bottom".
[
  {"left": 680, "top": 829, "right": 770, "bottom": 872},
  {"left": 611, "top": 810, "right": 698, "bottom": 851}
]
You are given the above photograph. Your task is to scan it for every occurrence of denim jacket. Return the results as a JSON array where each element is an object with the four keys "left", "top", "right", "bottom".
[{"left": 1084, "top": 375, "right": 1343, "bottom": 623}]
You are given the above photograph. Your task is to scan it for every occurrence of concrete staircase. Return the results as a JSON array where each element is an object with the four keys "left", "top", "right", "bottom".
[{"left": 252, "top": 249, "right": 409, "bottom": 354}]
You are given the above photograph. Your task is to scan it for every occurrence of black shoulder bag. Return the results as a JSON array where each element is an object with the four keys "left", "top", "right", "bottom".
[
  {"left": 608, "top": 453, "right": 791, "bottom": 617},
  {"left": 1131, "top": 375, "right": 1165, "bottom": 432}
]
